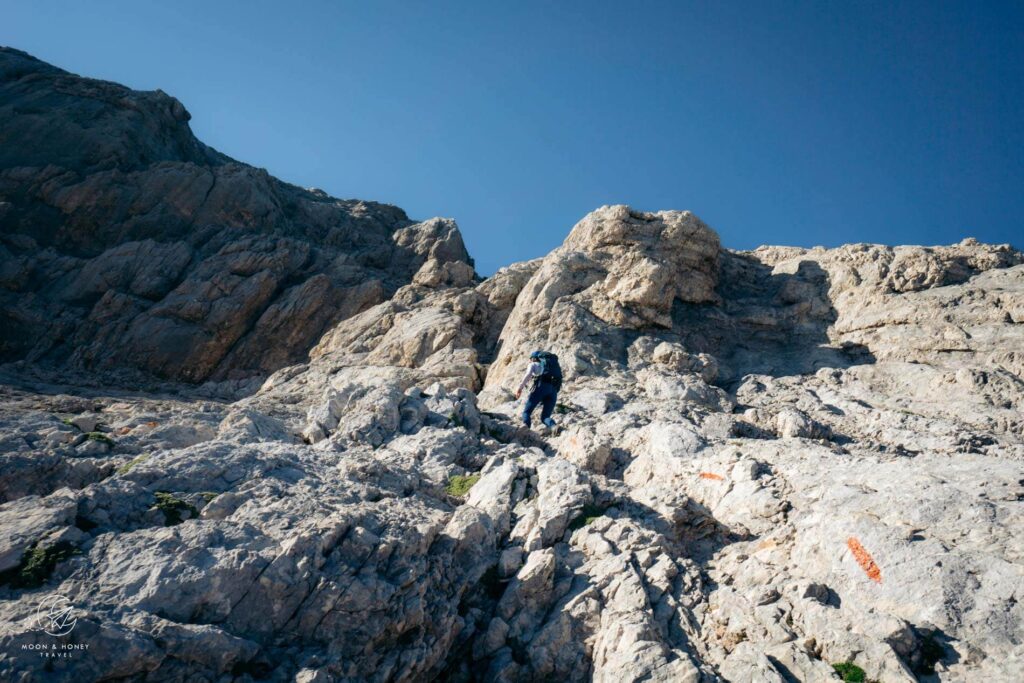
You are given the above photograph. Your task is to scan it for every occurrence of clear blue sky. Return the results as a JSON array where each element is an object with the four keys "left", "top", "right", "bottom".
[{"left": 5, "top": 1, "right": 1022, "bottom": 274}]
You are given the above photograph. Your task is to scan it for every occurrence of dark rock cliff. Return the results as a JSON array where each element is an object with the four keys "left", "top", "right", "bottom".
[{"left": 0, "top": 47, "right": 471, "bottom": 386}]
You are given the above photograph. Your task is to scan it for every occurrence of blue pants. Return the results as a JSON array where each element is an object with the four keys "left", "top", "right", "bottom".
[{"left": 522, "top": 382, "right": 558, "bottom": 427}]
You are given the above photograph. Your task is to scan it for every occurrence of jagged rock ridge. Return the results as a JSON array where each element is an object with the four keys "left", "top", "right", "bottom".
[{"left": 1, "top": 50, "right": 1023, "bottom": 683}]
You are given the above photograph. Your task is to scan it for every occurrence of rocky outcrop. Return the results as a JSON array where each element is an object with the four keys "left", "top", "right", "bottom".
[
  {"left": 2, "top": 49, "right": 1023, "bottom": 683},
  {"left": 0, "top": 47, "right": 473, "bottom": 388},
  {"left": 484, "top": 205, "right": 721, "bottom": 392}
]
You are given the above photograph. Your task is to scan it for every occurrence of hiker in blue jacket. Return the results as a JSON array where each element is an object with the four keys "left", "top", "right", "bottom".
[{"left": 515, "top": 350, "right": 563, "bottom": 429}]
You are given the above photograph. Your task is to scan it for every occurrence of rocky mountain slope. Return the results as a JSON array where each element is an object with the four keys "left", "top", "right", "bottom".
[
  {"left": 1, "top": 49, "right": 1023, "bottom": 683},
  {"left": 0, "top": 47, "right": 472, "bottom": 390}
]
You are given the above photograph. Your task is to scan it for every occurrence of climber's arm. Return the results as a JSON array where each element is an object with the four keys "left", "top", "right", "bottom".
[{"left": 515, "top": 362, "right": 541, "bottom": 398}]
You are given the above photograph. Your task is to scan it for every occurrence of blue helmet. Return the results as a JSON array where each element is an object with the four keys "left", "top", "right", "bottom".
[{"left": 530, "top": 350, "right": 543, "bottom": 359}]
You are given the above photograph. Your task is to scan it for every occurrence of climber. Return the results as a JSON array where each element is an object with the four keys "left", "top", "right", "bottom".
[{"left": 515, "top": 350, "right": 563, "bottom": 429}]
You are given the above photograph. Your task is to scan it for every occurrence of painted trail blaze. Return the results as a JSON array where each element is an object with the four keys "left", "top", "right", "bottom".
[
  {"left": 699, "top": 472, "right": 724, "bottom": 481},
  {"left": 847, "top": 537, "right": 882, "bottom": 583}
]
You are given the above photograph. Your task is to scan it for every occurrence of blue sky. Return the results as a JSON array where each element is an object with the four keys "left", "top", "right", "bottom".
[{"left": 5, "top": 1, "right": 1022, "bottom": 274}]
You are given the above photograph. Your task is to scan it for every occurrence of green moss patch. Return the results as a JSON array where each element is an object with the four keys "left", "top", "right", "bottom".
[
  {"left": 85, "top": 431, "right": 115, "bottom": 446},
  {"left": 152, "top": 491, "right": 198, "bottom": 526},
  {"left": 445, "top": 474, "right": 481, "bottom": 497},
  {"left": 117, "top": 454, "right": 148, "bottom": 474},
  {"left": 568, "top": 503, "right": 608, "bottom": 531},
  {"left": 832, "top": 662, "right": 866, "bottom": 682},
  {"left": 0, "top": 541, "right": 79, "bottom": 588}
]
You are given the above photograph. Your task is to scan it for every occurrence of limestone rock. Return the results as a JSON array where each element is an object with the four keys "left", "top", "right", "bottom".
[
  {"left": 484, "top": 205, "right": 721, "bottom": 392},
  {"left": 0, "top": 47, "right": 473, "bottom": 385}
]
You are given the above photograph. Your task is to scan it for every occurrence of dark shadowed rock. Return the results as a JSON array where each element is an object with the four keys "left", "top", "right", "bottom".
[{"left": 0, "top": 47, "right": 473, "bottom": 385}]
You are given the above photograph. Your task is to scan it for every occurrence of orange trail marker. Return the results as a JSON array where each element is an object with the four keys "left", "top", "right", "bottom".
[
  {"left": 847, "top": 537, "right": 882, "bottom": 583},
  {"left": 699, "top": 472, "right": 724, "bottom": 481}
]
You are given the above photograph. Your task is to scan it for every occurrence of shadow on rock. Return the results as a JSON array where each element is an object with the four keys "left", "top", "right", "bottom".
[{"left": 675, "top": 257, "right": 876, "bottom": 383}]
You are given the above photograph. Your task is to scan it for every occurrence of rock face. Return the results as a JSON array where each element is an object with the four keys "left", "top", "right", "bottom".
[
  {"left": 0, "top": 47, "right": 472, "bottom": 389},
  {"left": 2, "top": 49, "right": 1024, "bottom": 683},
  {"left": 484, "top": 205, "right": 721, "bottom": 392}
]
